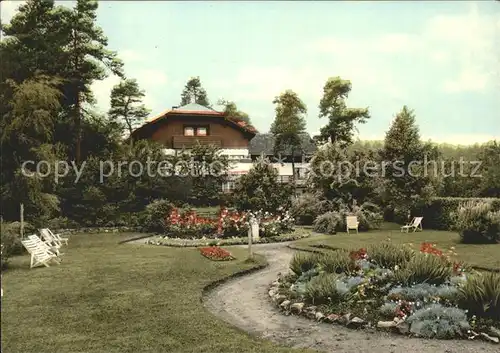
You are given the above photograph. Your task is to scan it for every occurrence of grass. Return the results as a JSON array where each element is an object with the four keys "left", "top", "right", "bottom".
[
  {"left": 294, "top": 223, "right": 500, "bottom": 270},
  {"left": 1, "top": 233, "right": 314, "bottom": 353}
]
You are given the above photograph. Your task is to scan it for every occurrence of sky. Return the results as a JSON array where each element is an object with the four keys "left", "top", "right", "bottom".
[{"left": 1, "top": 0, "right": 499, "bottom": 145}]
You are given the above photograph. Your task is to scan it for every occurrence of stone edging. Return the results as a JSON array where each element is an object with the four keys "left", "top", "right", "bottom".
[
  {"left": 144, "top": 233, "right": 312, "bottom": 248},
  {"left": 267, "top": 274, "right": 372, "bottom": 330},
  {"left": 267, "top": 273, "right": 500, "bottom": 344}
]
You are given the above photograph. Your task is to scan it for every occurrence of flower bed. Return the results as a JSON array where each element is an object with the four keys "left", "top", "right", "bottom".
[
  {"left": 269, "top": 241, "right": 500, "bottom": 344},
  {"left": 199, "top": 246, "right": 235, "bottom": 261},
  {"left": 146, "top": 229, "right": 311, "bottom": 247},
  {"left": 161, "top": 207, "right": 295, "bottom": 239}
]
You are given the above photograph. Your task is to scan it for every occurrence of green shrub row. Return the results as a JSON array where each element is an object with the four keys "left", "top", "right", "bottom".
[{"left": 413, "top": 197, "right": 500, "bottom": 230}]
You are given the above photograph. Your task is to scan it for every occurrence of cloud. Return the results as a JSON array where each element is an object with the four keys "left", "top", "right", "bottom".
[
  {"left": 119, "top": 49, "right": 146, "bottom": 63},
  {"left": 133, "top": 68, "right": 168, "bottom": 88},
  {"left": 0, "top": 0, "right": 25, "bottom": 23},
  {"left": 90, "top": 68, "right": 166, "bottom": 114},
  {"left": 422, "top": 3, "right": 500, "bottom": 93},
  {"left": 306, "top": 3, "right": 500, "bottom": 95},
  {"left": 91, "top": 75, "right": 122, "bottom": 112},
  {"left": 442, "top": 69, "right": 489, "bottom": 93}
]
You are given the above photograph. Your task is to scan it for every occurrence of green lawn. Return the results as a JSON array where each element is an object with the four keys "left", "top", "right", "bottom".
[
  {"left": 1, "top": 234, "right": 314, "bottom": 353},
  {"left": 294, "top": 223, "right": 500, "bottom": 270}
]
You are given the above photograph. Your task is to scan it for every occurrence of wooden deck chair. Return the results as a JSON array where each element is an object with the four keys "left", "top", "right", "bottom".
[
  {"left": 40, "top": 228, "right": 68, "bottom": 246},
  {"left": 21, "top": 237, "right": 61, "bottom": 268},
  {"left": 28, "top": 234, "right": 63, "bottom": 257},
  {"left": 401, "top": 217, "right": 423, "bottom": 233},
  {"left": 39, "top": 228, "right": 63, "bottom": 249},
  {"left": 346, "top": 216, "right": 359, "bottom": 234}
]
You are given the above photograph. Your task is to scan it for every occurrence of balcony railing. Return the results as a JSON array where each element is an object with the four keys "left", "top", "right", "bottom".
[{"left": 172, "top": 135, "right": 222, "bottom": 148}]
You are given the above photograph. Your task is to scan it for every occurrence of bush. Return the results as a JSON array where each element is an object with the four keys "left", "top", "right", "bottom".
[
  {"left": 313, "top": 211, "right": 341, "bottom": 234},
  {"left": 289, "top": 252, "right": 319, "bottom": 276},
  {"left": 291, "top": 193, "right": 332, "bottom": 225},
  {"left": 413, "top": 197, "right": 500, "bottom": 230},
  {"left": 230, "top": 159, "right": 293, "bottom": 213},
  {"left": 367, "top": 242, "right": 413, "bottom": 269},
  {"left": 453, "top": 200, "right": 500, "bottom": 244},
  {"left": 304, "top": 272, "right": 348, "bottom": 305},
  {"left": 143, "top": 199, "right": 173, "bottom": 233},
  {"left": 1, "top": 221, "right": 36, "bottom": 269},
  {"left": 317, "top": 250, "right": 354, "bottom": 274},
  {"left": 406, "top": 304, "right": 470, "bottom": 339},
  {"left": 393, "top": 253, "right": 453, "bottom": 285},
  {"left": 459, "top": 272, "right": 500, "bottom": 321},
  {"left": 388, "top": 283, "right": 460, "bottom": 303},
  {"left": 46, "top": 217, "right": 80, "bottom": 230},
  {"left": 353, "top": 202, "right": 384, "bottom": 231},
  {"left": 312, "top": 203, "right": 383, "bottom": 234}
]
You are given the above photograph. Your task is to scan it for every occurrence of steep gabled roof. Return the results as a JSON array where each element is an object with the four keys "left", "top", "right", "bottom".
[{"left": 131, "top": 103, "right": 258, "bottom": 139}]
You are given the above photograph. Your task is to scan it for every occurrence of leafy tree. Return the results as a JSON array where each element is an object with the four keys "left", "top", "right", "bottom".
[
  {"left": 178, "top": 143, "right": 231, "bottom": 206},
  {"left": 180, "top": 76, "right": 210, "bottom": 107},
  {"left": 270, "top": 90, "right": 307, "bottom": 186},
  {"left": 379, "top": 106, "right": 437, "bottom": 221},
  {"left": 217, "top": 98, "right": 251, "bottom": 124},
  {"left": 318, "top": 77, "right": 370, "bottom": 147},
  {"left": 108, "top": 78, "right": 150, "bottom": 140},
  {"left": 0, "top": 75, "right": 63, "bottom": 222},
  {"left": 230, "top": 157, "right": 293, "bottom": 213},
  {"left": 478, "top": 141, "right": 500, "bottom": 197},
  {"left": 309, "top": 143, "right": 380, "bottom": 208}
]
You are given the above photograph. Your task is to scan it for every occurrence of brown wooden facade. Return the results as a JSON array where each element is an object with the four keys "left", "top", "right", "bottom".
[{"left": 131, "top": 104, "right": 257, "bottom": 149}]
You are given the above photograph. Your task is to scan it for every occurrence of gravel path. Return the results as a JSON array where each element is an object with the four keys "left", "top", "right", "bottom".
[{"left": 203, "top": 243, "right": 498, "bottom": 353}]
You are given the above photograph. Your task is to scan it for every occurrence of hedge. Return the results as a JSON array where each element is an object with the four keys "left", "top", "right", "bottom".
[{"left": 413, "top": 197, "right": 500, "bottom": 230}]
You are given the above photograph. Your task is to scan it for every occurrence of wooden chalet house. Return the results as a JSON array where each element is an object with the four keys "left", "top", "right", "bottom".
[{"left": 131, "top": 103, "right": 316, "bottom": 193}]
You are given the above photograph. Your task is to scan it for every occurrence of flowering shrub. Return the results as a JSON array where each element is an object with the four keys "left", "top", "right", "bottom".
[
  {"left": 161, "top": 207, "right": 295, "bottom": 239},
  {"left": 199, "top": 246, "right": 234, "bottom": 261},
  {"left": 274, "top": 240, "right": 500, "bottom": 342},
  {"left": 248, "top": 210, "right": 295, "bottom": 237},
  {"left": 165, "top": 208, "right": 217, "bottom": 238},
  {"left": 217, "top": 208, "right": 248, "bottom": 237}
]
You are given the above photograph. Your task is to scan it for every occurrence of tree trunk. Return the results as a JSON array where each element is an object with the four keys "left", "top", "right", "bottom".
[
  {"left": 75, "top": 91, "right": 82, "bottom": 163},
  {"left": 291, "top": 146, "right": 296, "bottom": 196}
]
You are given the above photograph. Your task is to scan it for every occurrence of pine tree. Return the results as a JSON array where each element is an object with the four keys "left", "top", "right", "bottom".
[
  {"left": 180, "top": 76, "right": 210, "bottom": 106},
  {"left": 380, "top": 106, "right": 436, "bottom": 219},
  {"left": 270, "top": 90, "right": 307, "bottom": 188},
  {"left": 108, "top": 78, "right": 150, "bottom": 140},
  {"left": 318, "top": 77, "right": 370, "bottom": 147},
  {"left": 58, "top": 0, "right": 124, "bottom": 162}
]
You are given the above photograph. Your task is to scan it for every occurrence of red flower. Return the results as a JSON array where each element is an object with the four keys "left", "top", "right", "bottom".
[
  {"left": 420, "top": 242, "right": 443, "bottom": 257},
  {"left": 350, "top": 248, "right": 367, "bottom": 260},
  {"left": 199, "top": 246, "right": 235, "bottom": 261}
]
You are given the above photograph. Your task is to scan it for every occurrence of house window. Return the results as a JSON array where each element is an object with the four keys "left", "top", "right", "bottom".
[
  {"left": 183, "top": 125, "right": 209, "bottom": 136},
  {"left": 197, "top": 127, "right": 207, "bottom": 136}
]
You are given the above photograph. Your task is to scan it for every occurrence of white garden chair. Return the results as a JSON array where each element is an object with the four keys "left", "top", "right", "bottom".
[
  {"left": 401, "top": 217, "right": 423, "bottom": 233},
  {"left": 21, "top": 237, "right": 61, "bottom": 268},
  {"left": 39, "top": 228, "right": 68, "bottom": 246},
  {"left": 346, "top": 216, "right": 359, "bottom": 234},
  {"left": 28, "top": 234, "right": 63, "bottom": 257}
]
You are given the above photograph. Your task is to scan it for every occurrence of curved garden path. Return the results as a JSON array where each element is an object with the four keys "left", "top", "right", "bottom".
[{"left": 203, "top": 242, "right": 498, "bottom": 353}]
